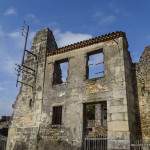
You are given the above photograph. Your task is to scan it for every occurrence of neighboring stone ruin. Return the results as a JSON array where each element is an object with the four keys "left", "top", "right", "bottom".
[{"left": 135, "top": 46, "right": 150, "bottom": 141}]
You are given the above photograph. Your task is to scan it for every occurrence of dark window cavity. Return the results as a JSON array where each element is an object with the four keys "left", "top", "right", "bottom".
[
  {"left": 86, "top": 50, "right": 104, "bottom": 79},
  {"left": 53, "top": 59, "right": 69, "bottom": 85},
  {"left": 52, "top": 106, "right": 62, "bottom": 125},
  {"left": 83, "top": 102, "right": 107, "bottom": 136},
  {"left": 86, "top": 104, "right": 95, "bottom": 120}
]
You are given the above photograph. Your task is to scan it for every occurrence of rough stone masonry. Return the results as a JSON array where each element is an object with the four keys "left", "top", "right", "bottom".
[{"left": 6, "top": 28, "right": 150, "bottom": 150}]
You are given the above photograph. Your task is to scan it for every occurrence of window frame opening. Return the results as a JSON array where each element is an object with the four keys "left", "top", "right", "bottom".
[
  {"left": 86, "top": 49, "right": 104, "bottom": 80},
  {"left": 83, "top": 101, "right": 107, "bottom": 137},
  {"left": 52, "top": 106, "right": 62, "bottom": 126},
  {"left": 53, "top": 58, "right": 69, "bottom": 85}
]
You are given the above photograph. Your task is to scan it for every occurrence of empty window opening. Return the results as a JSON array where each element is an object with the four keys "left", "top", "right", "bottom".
[
  {"left": 83, "top": 102, "right": 107, "bottom": 137},
  {"left": 86, "top": 104, "right": 95, "bottom": 120},
  {"left": 52, "top": 106, "right": 62, "bottom": 125},
  {"left": 53, "top": 59, "right": 69, "bottom": 85},
  {"left": 86, "top": 50, "right": 104, "bottom": 79}
]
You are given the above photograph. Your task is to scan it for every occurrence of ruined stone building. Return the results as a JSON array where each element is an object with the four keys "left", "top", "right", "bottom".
[{"left": 6, "top": 28, "right": 150, "bottom": 150}]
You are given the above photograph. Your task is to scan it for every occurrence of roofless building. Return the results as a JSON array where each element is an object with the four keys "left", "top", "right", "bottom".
[{"left": 6, "top": 28, "right": 150, "bottom": 150}]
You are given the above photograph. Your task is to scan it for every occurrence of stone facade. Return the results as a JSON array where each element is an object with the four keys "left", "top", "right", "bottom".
[
  {"left": 6, "top": 28, "right": 150, "bottom": 150},
  {"left": 135, "top": 46, "right": 150, "bottom": 142}
]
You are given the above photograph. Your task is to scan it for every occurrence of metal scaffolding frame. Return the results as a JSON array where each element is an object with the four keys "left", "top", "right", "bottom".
[{"left": 15, "top": 22, "right": 37, "bottom": 89}]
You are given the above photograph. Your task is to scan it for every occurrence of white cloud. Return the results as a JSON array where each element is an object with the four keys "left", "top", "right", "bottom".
[
  {"left": 0, "top": 25, "right": 36, "bottom": 77},
  {"left": 108, "top": 1, "right": 120, "bottom": 14},
  {"left": 0, "top": 25, "right": 4, "bottom": 37},
  {"left": 1, "top": 56, "right": 18, "bottom": 75},
  {"left": 0, "top": 36, "right": 17, "bottom": 88},
  {"left": 108, "top": 1, "right": 131, "bottom": 17},
  {"left": 25, "top": 13, "right": 39, "bottom": 24},
  {"left": 147, "top": 35, "right": 150, "bottom": 40},
  {"left": 0, "top": 86, "right": 5, "bottom": 91},
  {"left": 0, "top": 80, "right": 17, "bottom": 116},
  {"left": 0, "top": 99, "right": 13, "bottom": 116},
  {"left": 93, "top": 12, "right": 116, "bottom": 26},
  {"left": 8, "top": 31, "right": 20, "bottom": 38},
  {"left": 4, "top": 7, "right": 17, "bottom": 16},
  {"left": 54, "top": 29, "right": 92, "bottom": 47},
  {"left": 99, "top": 15, "right": 116, "bottom": 25}
]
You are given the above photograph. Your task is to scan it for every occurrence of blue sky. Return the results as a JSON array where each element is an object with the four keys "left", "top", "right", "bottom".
[{"left": 0, "top": 0, "right": 150, "bottom": 116}]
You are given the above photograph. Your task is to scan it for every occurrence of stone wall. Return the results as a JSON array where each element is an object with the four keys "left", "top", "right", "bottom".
[
  {"left": 6, "top": 28, "right": 150, "bottom": 150},
  {"left": 42, "top": 36, "right": 132, "bottom": 150},
  {"left": 135, "top": 46, "right": 150, "bottom": 142},
  {"left": 6, "top": 28, "right": 57, "bottom": 150},
  {"left": 123, "top": 42, "right": 139, "bottom": 142}
]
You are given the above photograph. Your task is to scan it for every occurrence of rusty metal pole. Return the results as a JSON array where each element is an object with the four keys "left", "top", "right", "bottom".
[{"left": 21, "top": 24, "right": 29, "bottom": 66}]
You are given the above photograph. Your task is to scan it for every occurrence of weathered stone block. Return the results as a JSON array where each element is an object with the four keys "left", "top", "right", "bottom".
[{"left": 108, "top": 121, "right": 129, "bottom": 131}]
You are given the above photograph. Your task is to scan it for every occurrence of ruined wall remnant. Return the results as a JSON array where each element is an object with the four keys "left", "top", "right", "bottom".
[
  {"left": 135, "top": 46, "right": 150, "bottom": 142},
  {"left": 6, "top": 29, "right": 150, "bottom": 150},
  {"left": 6, "top": 28, "right": 58, "bottom": 150}
]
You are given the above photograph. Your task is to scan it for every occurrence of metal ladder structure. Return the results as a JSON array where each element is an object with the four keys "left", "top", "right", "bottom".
[{"left": 15, "top": 22, "right": 38, "bottom": 89}]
